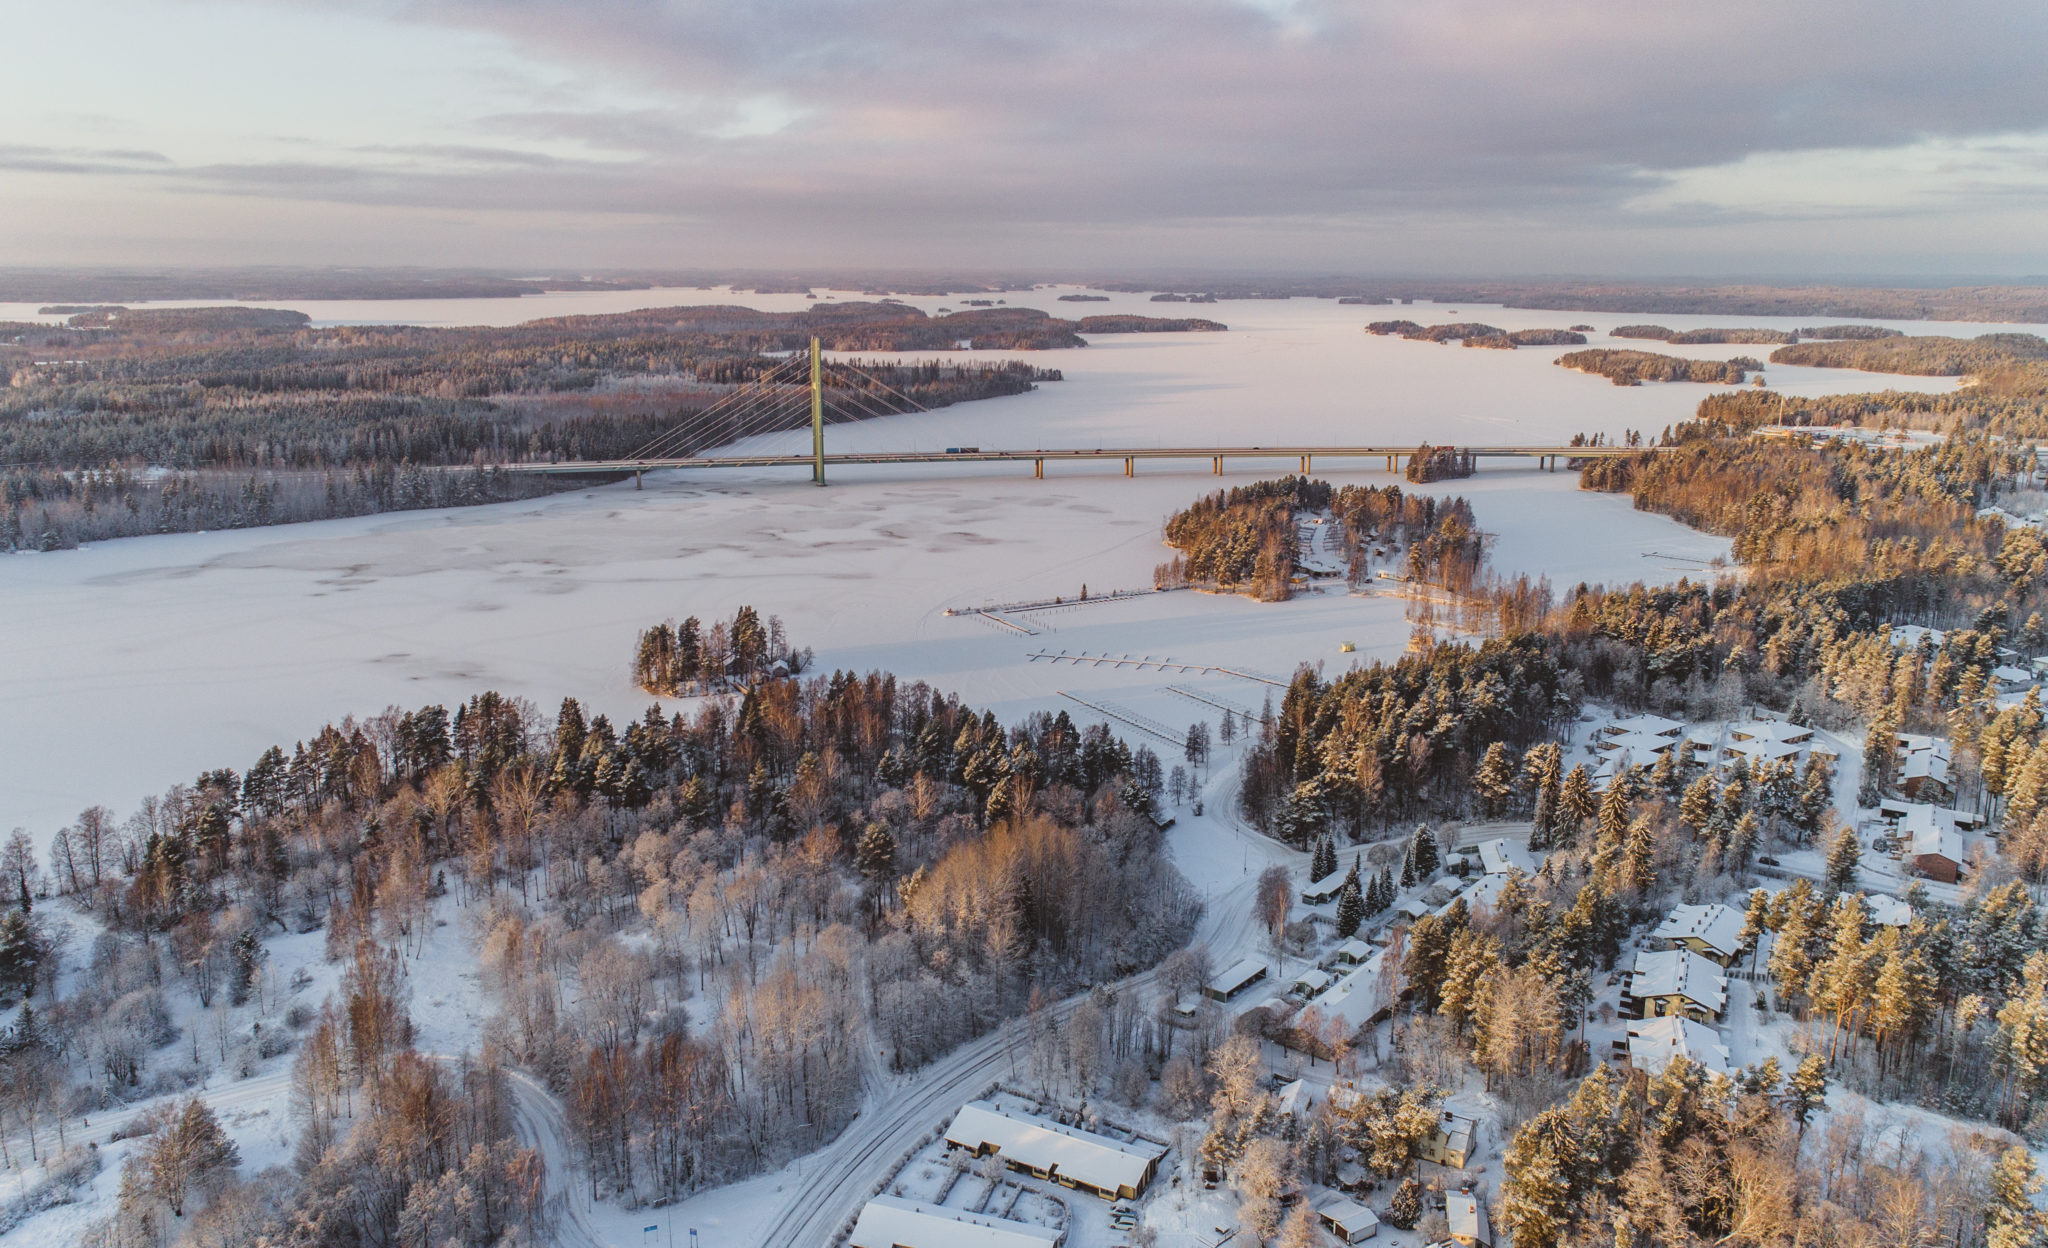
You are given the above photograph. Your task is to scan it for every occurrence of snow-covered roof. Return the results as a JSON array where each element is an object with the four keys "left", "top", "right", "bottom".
[
  {"left": 850, "top": 1195, "right": 1061, "bottom": 1248},
  {"left": 1866, "top": 894, "right": 1913, "bottom": 927},
  {"left": 1448, "top": 1193, "right": 1491, "bottom": 1245},
  {"left": 1317, "top": 950, "right": 1390, "bottom": 1030},
  {"left": 1476, "top": 837, "right": 1534, "bottom": 876},
  {"left": 1729, "top": 718, "right": 1812, "bottom": 745},
  {"left": 1887, "top": 625, "right": 1946, "bottom": 652},
  {"left": 1277, "top": 1079, "right": 1307, "bottom": 1118},
  {"left": 1897, "top": 734, "right": 1953, "bottom": 762},
  {"left": 1626, "top": 1015, "right": 1732, "bottom": 1081},
  {"left": 1303, "top": 869, "right": 1346, "bottom": 898},
  {"left": 1724, "top": 737, "right": 1801, "bottom": 764},
  {"left": 1314, "top": 1191, "right": 1381, "bottom": 1236},
  {"left": 1598, "top": 730, "right": 1678, "bottom": 755},
  {"left": 1210, "top": 958, "right": 1268, "bottom": 995},
  {"left": 943, "top": 1102, "right": 1164, "bottom": 1197},
  {"left": 1336, "top": 938, "right": 1373, "bottom": 962},
  {"left": 1908, "top": 819, "right": 1964, "bottom": 865},
  {"left": 1606, "top": 713, "right": 1683, "bottom": 737},
  {"left": 1295, "top": 969, "right": 1333, "bottom": 994},
  {"left": 1628, "top": 949, "right": 1728, "bottom": 1014},
  {"left": 1995, "top": 665, "right": 2035, "bottom": 685},
  {"left": 1650, "top": 903, "right": 1746, "bottom": 959}
]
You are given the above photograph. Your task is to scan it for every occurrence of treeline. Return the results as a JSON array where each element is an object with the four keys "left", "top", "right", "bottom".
[
  {"left": 518, "top": 301, "right": 1224, "bottom": 350},
  {"left": 1556, "top": 349, "right": 1760, "bottom": 386}
]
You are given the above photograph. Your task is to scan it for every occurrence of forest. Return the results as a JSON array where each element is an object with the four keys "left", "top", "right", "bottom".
[
  {"left": 1770, "top": 332, "right": 2048, "bottom": 376},
  {"left": 0, "top": 307, "right": 1083, "bottom": 550},
  {"left": 3, "top": 636, "right": 1197, "bottom": 1245}
]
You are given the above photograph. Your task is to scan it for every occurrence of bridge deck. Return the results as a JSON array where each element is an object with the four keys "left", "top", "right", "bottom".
[{"left": 489, "top": 444, "right": 1651, "bottom": 476}]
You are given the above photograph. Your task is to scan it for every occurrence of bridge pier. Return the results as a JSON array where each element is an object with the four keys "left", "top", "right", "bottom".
[
  {"left": 1034, "top": 458, "right": 1043, "bottom": 480},
  {"left": 1213, "top": 456, "right": 1222, "bottom": 476},
  {"left": 1301, "top": 455, "right": 1311, "bottom": 474},
  {"left": 1124, "top": 456, "right": 1134, "bottom": 478},
  {"left": 635, "top": 470, "right": 642, "bottom": 490}
]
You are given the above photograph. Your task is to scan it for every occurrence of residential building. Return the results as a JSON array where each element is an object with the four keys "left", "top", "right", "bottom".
[
  {"left": 943, "top": 1101, "right": 1167, "bottom": 1202},
  {"left": 1204, "top": 958, "right": 1268, "bottom": 1002},
  {"left": 1448, "top": 1193, "right": 1492, "bottom": 1247},
  {"left": 1648, "top": 903, "right": 1748, "bottom": 966},
  {"left": 1314, "top": 1192, "right": 1381, "bottom": 1243},
  {"left": 1626, "top": 949, "right": 1728, "bottom": 1022},
  {"left": 850, "top": 1195, "right": 1064, "bottom": 1248},
  {"left": 1625, "top": 1015, "right": 1732, "bottom": 1081}
]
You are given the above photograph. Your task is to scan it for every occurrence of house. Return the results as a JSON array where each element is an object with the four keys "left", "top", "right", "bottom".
[
  {"left": 1625, "top": 1015, "right": 1732, "bottom": 1081},
  {"left": 1722, "top": 737, "right": 1801, "bottom": 766},
  {"left": 1448, "top": 1193, "right": 1493, "bottom": 1247},
  {"left": 1315, "top": 950, "right": 1393, "bottom": 1031},
  {"left": 1903, "top": 806, "right": 1965, "bottom": 884},
  {"left": 943, "top": 1101, "right": 1167, "bottom": 1201},
  {"left": 1886, "top": 625, "right": 1946, "bottom": 653},
  {"left": 1276, "top": 1079, "right": 1309, "bottom": 1120},
  {"left": 1204, "top": 958, "right": 1269, "bottom": 1002},
  {"left": 1729, "top": 718, "right": 1813, "bottom": 747},
  {"left": 1302, "top": 869, "right": 1347, "bottom": 905},
  {"left": 1897, "top": 735, "right": 1954, "bottom": 801},
  {"left": 1334, "top": 938, "right": 1374, "bottom": 965},
  {"left": 1314, "top": 1192, "right": 1381, "bottom": 1243},
  {"left": 850, "top": 1195, "right": 1064, "bottom": 1248},
  {"left": 1418, "top": 1109, "right": 1480, "bottom": 1169},
  {"left": 1605, "top": 713, "right": 1684, "bottom": 738},
  {"left": 1626, "top": 949, "right": 1728, "bottom": 1022},
  {"left": 1993, "top": 664, "right": 2037, "bottom": 692},
  {"left": 1597, "top": 730, "right": 1680, "bottom": 758},
  {"left": 1648, "top": 903, "right": 1748, "bottom": 966},
  {"left": 1476, "top": 837, "right": 1535, "bottom": 877},
  {"left": 1879, "top": 799, "right": 1985, "bottom": 832},
  {"left": 1867, "top": 894, "right": 1914, "bottom": 927}
]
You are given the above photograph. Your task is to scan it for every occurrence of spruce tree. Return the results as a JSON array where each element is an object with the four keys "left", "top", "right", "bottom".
[
  {"left": 856, "top": 822, "right": 897, "bottom": 880},
  {"left": 1824, "top": 823, "right": 1861, "bottom": 894},
  {"left": 1335, "top": 877, "right": 1366, "bottom": 939},
  {"left": 1411, "top": 824, "right": 1440, "bottom": 877},
  {"left": 1558, "top": 765, "right": 1597, "bottom": 840},
  {"left": 1400, "top": 842, "right": 1416, "bottom": 888},
  {"left": 1860, "top": 704, "right": 1901, "bottom": 805}
]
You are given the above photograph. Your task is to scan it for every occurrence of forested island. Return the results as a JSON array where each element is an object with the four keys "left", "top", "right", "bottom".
[
  {"left": 0, "top": 300, "right": 1227, "bottom": 551},
  {"left": 1366, "top": 321, "right": 1587, "bottom": 347},
  {"left": 1556, "top": 348, "right": 1762, "bottom": 385},
  {"left": 1156, "top": 475, "right": 1484, "bottom": 600}
]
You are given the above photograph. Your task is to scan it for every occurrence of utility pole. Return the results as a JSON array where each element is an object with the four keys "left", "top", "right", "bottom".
[{"left": 811, "top": 336, "right": 826, "bottom": 486}]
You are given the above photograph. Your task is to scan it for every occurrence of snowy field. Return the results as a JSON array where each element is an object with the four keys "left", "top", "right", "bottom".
[{"left": 0, "top": 286, "right": 1988, "bottom": 841}]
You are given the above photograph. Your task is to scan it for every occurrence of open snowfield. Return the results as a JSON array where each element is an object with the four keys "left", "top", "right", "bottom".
[{"left": 0, "top": 286, "right": 1994, "bottom": 838}]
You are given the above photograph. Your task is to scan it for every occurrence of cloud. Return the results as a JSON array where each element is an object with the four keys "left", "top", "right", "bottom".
[{"left": 11, "top": 0, "right": 2048, "bottom": 270}]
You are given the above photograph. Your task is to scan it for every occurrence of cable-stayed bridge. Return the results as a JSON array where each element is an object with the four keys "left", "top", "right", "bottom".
[{"left": 490, "top": 338, "right": 1658, "bottom": 485}]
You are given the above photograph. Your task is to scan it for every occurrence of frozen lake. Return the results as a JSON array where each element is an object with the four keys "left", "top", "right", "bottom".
[{"left": 0, "top": 288, "right": 1992, "bottom": 835}]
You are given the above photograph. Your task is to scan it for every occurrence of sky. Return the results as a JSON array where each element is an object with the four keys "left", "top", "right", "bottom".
[{"left": 3, "top": 0, "right": 2047, "bottom": 277}]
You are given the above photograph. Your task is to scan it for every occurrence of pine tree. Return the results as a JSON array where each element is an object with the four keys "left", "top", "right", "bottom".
[
  {"left": 1860, "top": 704, "right": 1901, "bottom": 805},
  {"left": 1729, "top": 812, "right": 1761, "bottom": 871},
  {"left": 1473, "top": 742, "right": 1514, "bottom": 818},
  {"left": 1387, "top": 1176, "right": 1423, "bottom": 1229},
  {"left": 1786, "top": 1053, "right": 1827, "bottom": 1133},
  {"left": 1824, "top": 823, "right": 1861, "bottom": 894},
  {"left": 147, "top": 1098, "right": 241, "bottom": 1216},
  {"left": 1679, "top": 773, "right": 1717, "bottom": 833},
  {"left": 1558, "top": 765, "right": 1597, "bottom": 838},
  {"left": 1988, "top": 1147, "right": 2048, "bottom": 1248},
  {"left": 1400, "top": 842, "right": 1416, "bottom": 888},
  {"left": 0, "top": 911, "right": 39, "bottom": 1002}
]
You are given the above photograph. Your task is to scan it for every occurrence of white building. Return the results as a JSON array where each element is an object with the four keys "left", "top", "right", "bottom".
[
  {"left": 1648, "top": 903, "right": 1748, "bottom": 966},
  {"left": 1625, "top": 1015, "right": 1732, "bottom": 1081},
  {"left": 1627, "top": 948, "right": 1729, "bottom": 1022},
  {"left": 1605, "top": 713, "right": 1684, "bottom": 738},
  {"left": 944, "top": 1101, "right": 1167, "bottom": 1201},
  {"left": 1204, "top": 958, "right": 1268, "bottom": 1002},
  {"left": 850, "top": 1195, "right": 1064, "bottom": 1248}
]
